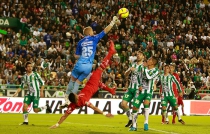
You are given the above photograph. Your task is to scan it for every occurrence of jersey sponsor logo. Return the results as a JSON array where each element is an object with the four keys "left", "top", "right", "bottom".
[
  {"left": 161, "top": 101, "right": 166, "bottom": 104},
  {"left": 81, "top": 41, "right": 93, "bottom": 47},
  {"left": 146, "top": 96, "right": 151, "bottom": 99}
]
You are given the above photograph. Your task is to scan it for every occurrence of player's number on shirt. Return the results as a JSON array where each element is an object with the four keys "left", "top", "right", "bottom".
[{"left": 82, "top": 46, "right": 93, "bottom": 57}]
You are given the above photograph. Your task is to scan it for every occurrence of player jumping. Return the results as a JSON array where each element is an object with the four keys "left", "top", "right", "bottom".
[
  {"left": 60, "top": 16, "right": 120, "bottom": 109},
  {"left": 50, "top": 41, "right": 117, "bottom": 129},
  {"left": 129, "top": 56, "right": 159, "bottom": 131},
  {"left": 119, "top": 51, "right": 145, "bottom": 127}
]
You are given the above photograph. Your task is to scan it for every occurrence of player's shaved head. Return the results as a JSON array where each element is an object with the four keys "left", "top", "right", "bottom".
[
  {"left": 69, "top": 93, "right": 76, "bottom": 103},
  {"left": 83, "top": 27, "right": 94, "bottom": 36}
]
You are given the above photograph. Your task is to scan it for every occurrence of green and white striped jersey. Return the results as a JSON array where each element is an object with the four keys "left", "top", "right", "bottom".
[
  {"left": 128, "top": 62, "right": 143, "bottom": 89},
  {"left": 159, "top": 74, "right": 182, "bottom": 97},
  {"left": 20, "top": 72, "right": 44, "bottom": 97},
  {"left": 141, "top": 67, "right": 159, "bottom": 94}
]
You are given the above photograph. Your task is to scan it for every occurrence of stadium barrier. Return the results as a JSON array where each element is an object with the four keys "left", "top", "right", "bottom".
[
  {"left": 0, "top": 97, "right": 210, "bottom": 116},
  {"left": 0, "top": 84, "right": 209, "bottom": 99}
]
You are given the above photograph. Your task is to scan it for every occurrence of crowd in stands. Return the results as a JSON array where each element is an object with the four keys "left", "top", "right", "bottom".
[{"left": 0, "top": 0, "right": 210, "bottom": 98}]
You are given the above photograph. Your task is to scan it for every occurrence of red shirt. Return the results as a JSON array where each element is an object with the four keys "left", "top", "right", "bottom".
[
  {"left": 66, "top": 84, "right": 96, "bottom": 114},
  {"left": 172, "top": 72, "right": 180, "bottom": 97}
]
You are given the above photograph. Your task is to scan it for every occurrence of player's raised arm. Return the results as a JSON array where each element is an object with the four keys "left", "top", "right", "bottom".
[{"left": 103, "top": 16, "right": 119, "bottom": 34}]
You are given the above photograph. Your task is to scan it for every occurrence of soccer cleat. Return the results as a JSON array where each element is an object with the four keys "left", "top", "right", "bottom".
[
  {"left": 183, "top": 113, "right": 186, "bottom": 116},
  {"left": 19, "top": 122, "right": 28, "bottom": 125},
  {"left": 144, "top": 123, "right": 149, "bottom": 131},
  {"left": 59, "top": 104, "right": 68, "bottom": 109},
  {"left": 46, "top": 104, "right": 52, "bottom": 113},
  {"left": 125, "top": 120, "right": 132, "bottom": 127},
  {"left": 178, "top": 119, "right": 185, "bottom": 125},
  {"left": 109, "top": 40, "right": 116, "bottom": 54},
  {"left": 129, "top": 127, "right": 137, "bottom": 131},
  {"left": 165, "top": 121, "right": 169, "bottom": 124}
]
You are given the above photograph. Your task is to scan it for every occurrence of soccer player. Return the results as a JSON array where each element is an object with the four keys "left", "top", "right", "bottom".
[
  {"left": 130, "top": 56, "right": 159, "bottom": 131},
  {"left": 159, "top": 65, "right": 185, "bottom": 125},
  {"left": 170, "top": 64, "right": 186, "bottom": 122},
  {"left": 119, "top": 51, "right": 145, "bottom": 127},
  {"left": 50, "top": 41, "right": 117, "bottom": 129},
  {"left": 60, "top": 16, "right": 120, "bottom": 108},
  {"left": 161, "top": 64, "right": 186, "bottom": 124},
  {"left": 13, "top": 61, "right": 52, "bottom": 125}
]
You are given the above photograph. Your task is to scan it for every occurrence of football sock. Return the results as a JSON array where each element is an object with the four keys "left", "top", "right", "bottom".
[
  {"left": 162, "top": 109, "right": 167, "bottom": 122},
  {"left": 38, "top": 106, "right": 47, "bottom": 112},
  {"left": 165, "top": 112, "right": 169, "bottom": 121},
  {"left": 132, "top": 113, "right": 138, "bottom": 128},
  {"left": 66, "top": 80, "right": 75, "bottom": 95},
  {"left": 161, "top": 114, "right": 164, "bottom": 122},
  {"left": 100, "top": 44, "right": 115, "bottom": 69},
  {"left": 126, "top": 110, "right": 132, "bottom": 120},
  {"left": 144, "top": 108, "right": 149, "bottom": 124},
  {"left": 182, "top": 106, "right": 184, "bottom": 115},
  {"left": 175, "top": 109, "right": 181, "bottom": 120},
  {"left": 172, "top": 111, "right": 176, "bottom": 121},
  {"left": 72, "top": 82, "right": 80, "bottom": 93},
  {"left": 23, "top": 112, "right": 29, "bottom": 122}
]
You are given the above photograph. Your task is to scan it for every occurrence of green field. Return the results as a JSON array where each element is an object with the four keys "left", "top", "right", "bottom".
[{"left": 0, "top": 114, "right": 209, "bottom": 134}]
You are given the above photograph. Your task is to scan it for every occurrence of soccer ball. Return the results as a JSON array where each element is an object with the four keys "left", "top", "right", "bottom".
[
  {"left": 66, "top": 32, "right": 71, "bottom": 37},
  {"left": 118, "top": 8, "right": 129, "bottom": 18}
]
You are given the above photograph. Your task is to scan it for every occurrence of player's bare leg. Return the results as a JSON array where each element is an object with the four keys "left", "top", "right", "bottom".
[
  {"left": 60, "top": 76, "right": 77, "bottom": 109},
  {"left": 120, "top": 100, "right": 133, "bottom": 127},
  {"left": 181, "top": 104, "right": 186, "bottom": 116},
  {"left": 19, "top": 103, "right": 29, "bottom": 125},
  {"left": 174, "top": 105, "right": 185, "bottom": 125},
  {"left": 172, "top": 97, "right": 179, "bottom": 124},
  {"left": 20, "top": 103, "right": 51, "bottom": 125},
  {"left": 161, "top": 106, "right": 167, "bottom": 125}
]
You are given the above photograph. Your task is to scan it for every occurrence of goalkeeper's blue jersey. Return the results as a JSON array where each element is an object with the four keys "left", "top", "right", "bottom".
[{"left": 75, "top": 31, "right": 105, "bottom": 64}]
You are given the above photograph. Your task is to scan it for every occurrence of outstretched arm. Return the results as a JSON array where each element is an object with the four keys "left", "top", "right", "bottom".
[
  {"left": 50, "top": 105, "right": 75, "bottom": 129},
  {"left": 104, "top": 16, "right": 119, "bottom": 34},
  {"left": 50, "top": 112, "right": 70, "bottom": 129},
  {"left": 88, "top": 103, "right": 113, "bottom": 117}
]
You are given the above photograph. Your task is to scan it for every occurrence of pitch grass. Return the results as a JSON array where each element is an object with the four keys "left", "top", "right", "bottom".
[{"left": 0, "top": 114, "right": 209, "bottom": 134}]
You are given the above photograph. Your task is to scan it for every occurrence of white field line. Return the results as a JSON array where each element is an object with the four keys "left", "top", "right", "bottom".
[
  {"left": 65, "top": 122, "right": 179, "bottom": 134},
  {"left": 149, "top": 128, "right": 179, "bottom": 134}
]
